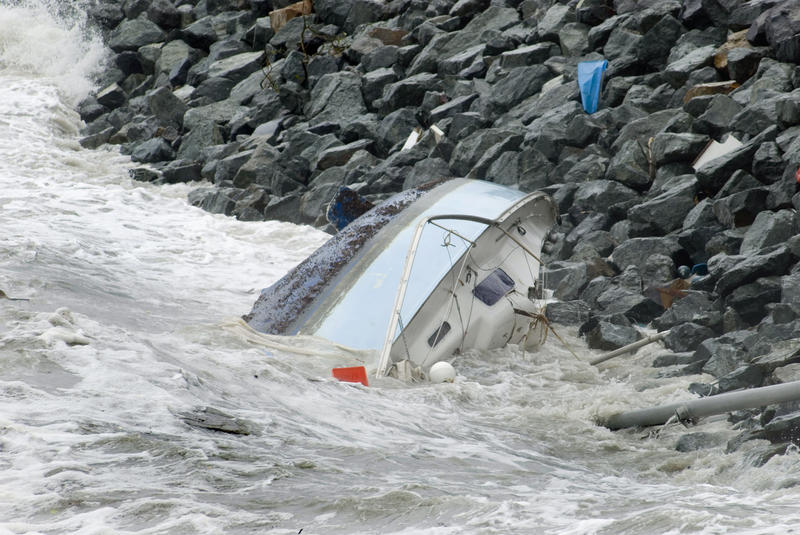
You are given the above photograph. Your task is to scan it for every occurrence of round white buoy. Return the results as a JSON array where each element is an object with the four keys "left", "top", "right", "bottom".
[{"left": 429, "top": 361, "right": 456, "bottom": 383}]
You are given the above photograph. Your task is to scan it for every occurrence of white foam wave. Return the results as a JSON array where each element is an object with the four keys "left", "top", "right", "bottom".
[{"left": 0, "top": 0, "right": 107, "bottom": 104}]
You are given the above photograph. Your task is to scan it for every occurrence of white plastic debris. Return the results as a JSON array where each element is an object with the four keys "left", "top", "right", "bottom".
[{"left": 692, "top": 134, "right": 743, "bottom": 170}]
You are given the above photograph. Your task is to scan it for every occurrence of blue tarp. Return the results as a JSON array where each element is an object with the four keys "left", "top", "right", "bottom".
[{"left": 577, "top": 60, "right": 608, "bottom": 114}]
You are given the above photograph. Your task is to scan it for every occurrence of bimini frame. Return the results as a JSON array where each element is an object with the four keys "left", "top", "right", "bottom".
[{"left": 375, "top": 192, "right": 553, "bottom": 378}]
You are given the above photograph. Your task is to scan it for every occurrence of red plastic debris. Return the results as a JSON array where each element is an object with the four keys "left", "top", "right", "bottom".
[{"left": 332, "top": 366, "right": 369, "bottom": 386}]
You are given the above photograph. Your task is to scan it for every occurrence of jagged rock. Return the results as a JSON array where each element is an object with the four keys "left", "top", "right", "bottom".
[
  {"left": 558, "top": 22, "right": 590, "bottom": 56},
  {"left": 361, "top": 68, "right": 398, "bottom": 109},
  {"left": 585, "top": 320, "right": 640, "bottom": 350},
  {"left": 130, "top": 137, "right": 175, "bottom": 163},
  {"left": 188, "top": 187, "right": 238, "bottom": 215},
  {"left": 361, "top": 45, "right": 399, "bottom": 72},
  {"left": 438, "top": 44, "right": 485, "bottom": 75},
  {"left": 402, "top": 157, "right": 452, "bottom": 190},
  {"left": 740, "top": 209, "right": 797, "bottom": 255},
  {"left": 725, "top": 277, "right": 782, "bottom": 326},
  {"left": 129, "top": 167, "right": 160, "bottom": 182},
  {"left": 716, "top": 365, "right": 765, "bottom": 394},
  {"left": 762, "top": 413, "right": 800, "bottom": 445},
  {"left": 715, "top": 245, "right": 796, "bottom": 297},
  {"left": 262, "top": 193, "right": 302, "bottom": 223},
  {"left": 183, "top": 101, "right": 248, "bottom": 134},
  {"left": 342, "top": 0, "right": 387, "bottom": 33},
  {"left": 232, "top": 143, "right": 280, "bottom": 189},
  {"left": 548, "top": 261, "right": 589, "bottom": 300},
  {"left": 650, "top": 132, "right": 709, "bottom": 166},
  {"left": 408, "top": 7, "right": 519, "bottom": 75},
  {"left": 732, "top": 95, "right": 783, "bottom": 138},
  {"left": 751, "top": 336, "right": 800, "bottom": 372},
  {"left": 712, "top": 187, "right": 770, "bottom": 228},
  {"left": 748, "top": 2, "right": 800, "bottom": 63},
  {"left": 639, "top": 253, "right": 675, "bottom": 287},
  {"left": 88, "top": 1, "right": 126, "bottom": 29},
  {"left": 314, "top": 139, "right": 373, "bottom": 170},
  {"left": 428, "top": 94, "right": 479, "bottom": 123},
  {"left": 109, "top": 18, "right": 166, "bottom": 52},
  {"left": 212, "top": 150, "right": 252, "bottom": 184},
  {"left": 306, "top": 71, "right": 367, "bottom": 125},
  {"left": 95, "top": 83, "right": 127, "bottom": 109},
  {"left": 697, "top": 332, "right": 754, "bottom": 378},
  {"left": 145, "top": 86, "right": 187, "bottom": 130},
  {"left": 449, "top": 0, "right": 489, "bottom": 17},
  {"left": 726, "top": 46, "right": 766, "bottom": 83},
  {"left": 628, "top": 177, "right": 697, "bottom": 236},
  {"left": 381, "top": 72, "right": 442, "bottom": 113},
  {"left": 147, "top": 0, "right": 181, "bottom": 29},
  {"left": 609, "top": 236, "right": 681, "bottom": 272},
  {"left": 692, "top": 93, "right": 742, "bottom": 137},
  {"left": 653, "top": 291, "right": 721, "bottom": 332},
  {"left": 664, "top": 44, "right": 716, "bottom": 87},
  {"left": 449, "top": 128, "right": 519, "bottom": 177},
  {"left": 675, "top": 432, "right": 725, "bottom": 452},
  {"left": 156, "top": 40, "right": 204, "bottom": 81},
  {"left": 713, "top": 169, "right": 761, "bottom": 200},
  {"left": 604, "top": 25, "right": 642, "bottom": 61},
  {"left": 499, "top": 42, "right": 559, "bottom": 68},
  {"left": 297, "top": 182, "right": 337, "bottom": 225},
  {"left": 606, "top": 139, "right": 651, "bottom": 191},
  {"left": 161, "top": 160, "right": 203, "bottom": 183},
  {"left": 638, "top": 14, "right": 684, "bottom": 69},
  {"left": 488, "top": 65, "right": 552, "bottom": 114},
  {"left": 751, "top": 141, "right": 785, "bottom": 184},
  {"left": 545, "top": 300, "right": 592, "bottom": 326},
  {"left": 572, "top": 179, "right": 639, "bottom": 213},
  {"left": 232, "top": 185, "right": 270, "bottom": 222},
  {"left": 537, "top": 3, "right": 574, "bottom": 41},
  {"left": 696, "top": 127, "right": 778, "bottom": 193},
  {"left": 376, "top": 108, "right": 419, "bottom": 154},
  {"left": 596, "top": 285, "right": 665, "bottom": 323},
  {"left": 244, "top": 17, "right": 275, "bottom": 49},
  {"left": 622, "top": 83, "right": 675, "bottom": 113}
]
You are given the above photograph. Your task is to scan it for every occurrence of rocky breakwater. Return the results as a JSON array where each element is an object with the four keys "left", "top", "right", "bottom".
[{"left": 79, "top": 0, "right": 800, "bottom": 460}]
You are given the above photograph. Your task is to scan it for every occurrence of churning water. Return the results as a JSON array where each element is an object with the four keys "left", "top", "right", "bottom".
[{"left": 2, "top": 2, "right": 800, "bottom": 533}]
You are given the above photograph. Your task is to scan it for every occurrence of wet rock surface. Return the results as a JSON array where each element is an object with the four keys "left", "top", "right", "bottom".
[{"left": 82, "top": 0, "right": 799, "bottom": 457}]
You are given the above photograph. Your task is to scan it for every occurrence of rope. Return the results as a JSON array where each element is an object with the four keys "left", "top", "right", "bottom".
[
  {"left": 513, "top": 309, "right": 582, "bottom": 362},
  {"left": 421, "top": 230, "right": 472, "bottom": 364}
]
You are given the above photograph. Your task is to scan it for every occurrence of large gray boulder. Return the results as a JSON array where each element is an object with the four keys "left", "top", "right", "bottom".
[
  {"left": 109, "top": 18, "right": 166, "bottom": 52},
  {"left": 572, "top": 179, "right": 639, "bottom": 213},
  {"left": 305, "top": 71, "right": 367, "bottom": 125},
  {"left": 715, "top": 245, "right": 796, "bottom": 297},
  {"left": 628, "top": 177, "right": 697, "bottom": 236},
  {"left": 740, "top": 209, "right": 797, "bottom": 255}
]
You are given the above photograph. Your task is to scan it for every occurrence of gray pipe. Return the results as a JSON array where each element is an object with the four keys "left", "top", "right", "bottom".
[
  {"left": 602, "top": 380, "right": 800, "bottom": 430},
  {"left": 590, "top": 331, "right": 668, "bottom": 366}
]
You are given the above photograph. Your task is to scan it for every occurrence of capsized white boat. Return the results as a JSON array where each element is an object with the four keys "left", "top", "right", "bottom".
[{"left": 244, "top": 178, "right": 559, "bottom": 381}]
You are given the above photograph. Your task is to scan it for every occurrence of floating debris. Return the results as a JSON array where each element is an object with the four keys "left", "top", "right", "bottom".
[{"left": 178, "top": 406, "right": 252, "bottom": 435}]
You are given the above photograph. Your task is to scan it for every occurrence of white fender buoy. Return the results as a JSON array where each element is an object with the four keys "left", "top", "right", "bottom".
[{"left": 429, "top": 361, "right": 456, "bottom": 383}]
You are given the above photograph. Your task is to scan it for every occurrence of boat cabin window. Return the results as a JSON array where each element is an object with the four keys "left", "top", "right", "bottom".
[
  {"left": 473, "top": 268, "right": 515, "bottom": 306},
  {"left": 427, "top": 321, "right": 451, "bottom": 347}
]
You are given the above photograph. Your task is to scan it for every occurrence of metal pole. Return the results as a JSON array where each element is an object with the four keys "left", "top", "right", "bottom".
[
  {"left": 602, "top": 380, "right": 800, "bottom": 430},
  {"left": 590, "top": 331, "right": 669, "bottom": 366}
]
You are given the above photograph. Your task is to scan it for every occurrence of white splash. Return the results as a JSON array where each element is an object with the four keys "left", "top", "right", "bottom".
[{"left": 0, "top": 0, "right": 107, "bottom": 104}]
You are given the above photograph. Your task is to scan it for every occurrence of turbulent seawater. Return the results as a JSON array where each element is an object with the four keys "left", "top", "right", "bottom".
[{"left": 2, "top": 3, "right": 800, "bottom": 534}]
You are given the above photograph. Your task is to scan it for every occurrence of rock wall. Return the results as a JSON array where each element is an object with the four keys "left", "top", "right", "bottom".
[{"left": 80, "top": 0, "right": 800, "bottom": 459}]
